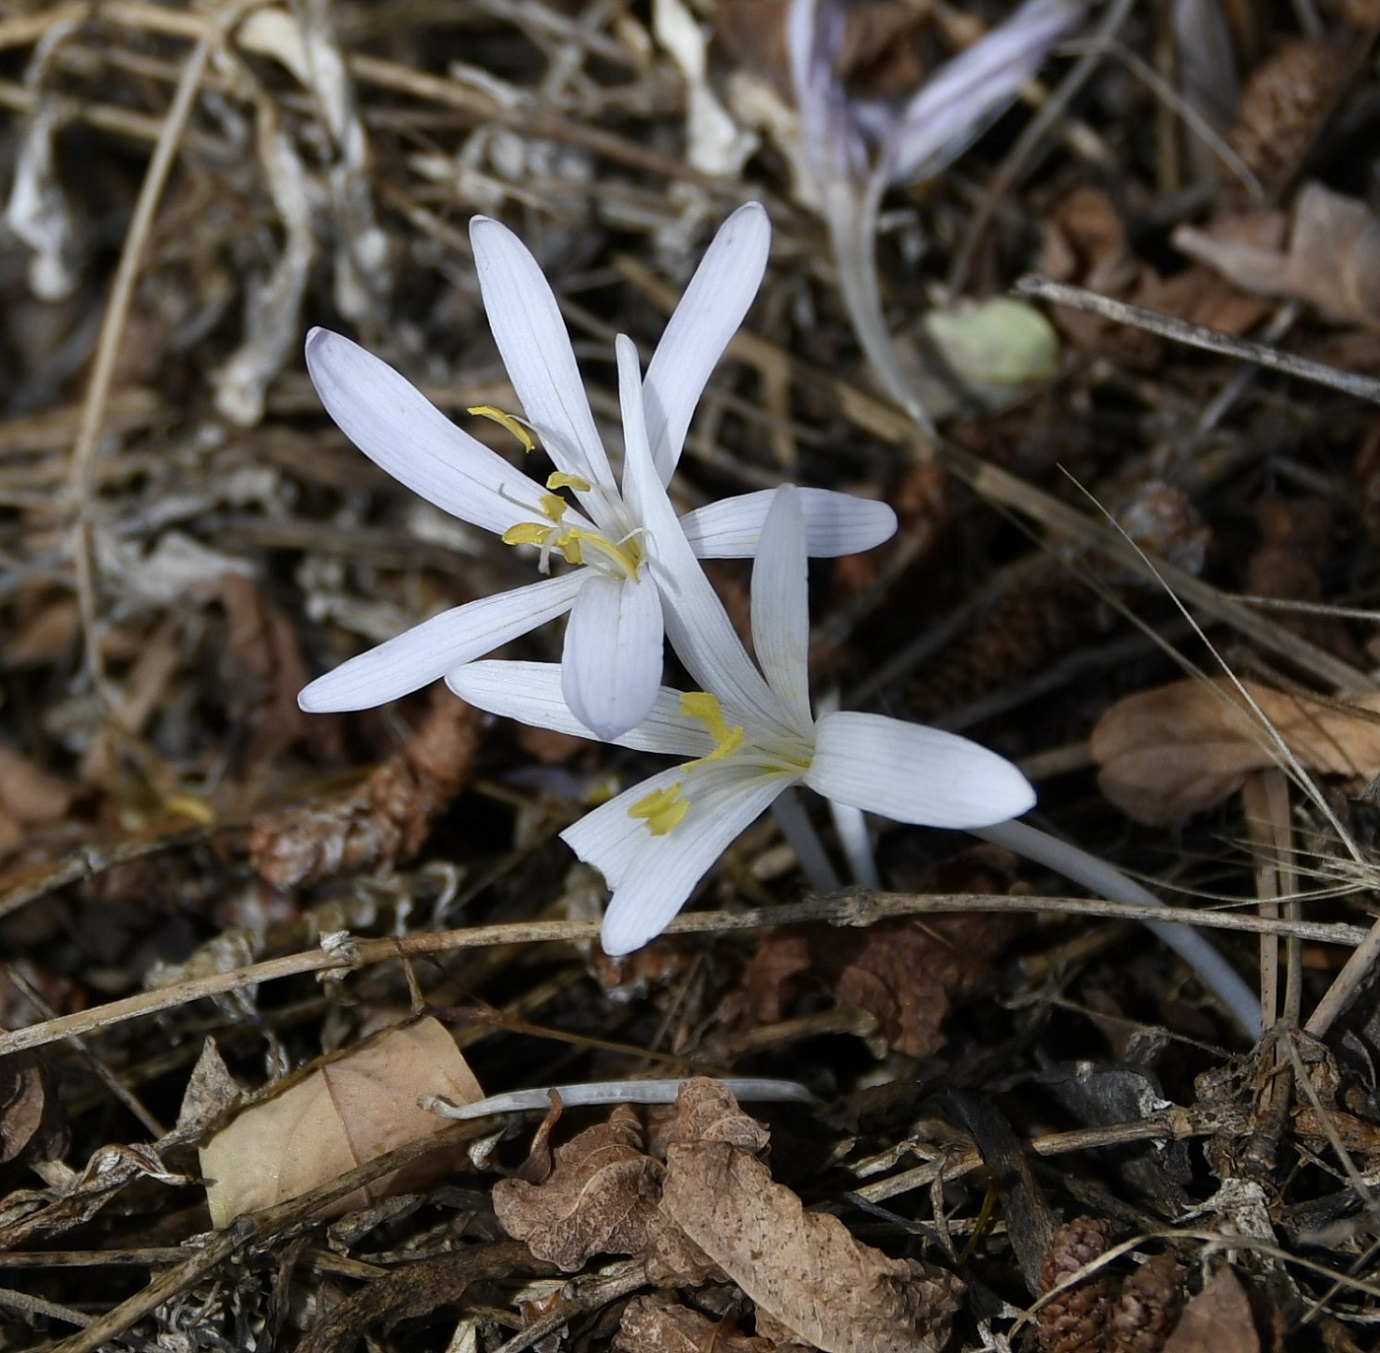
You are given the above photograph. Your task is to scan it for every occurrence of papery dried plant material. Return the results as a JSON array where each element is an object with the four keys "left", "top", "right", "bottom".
[
  {"left": 220, "top": 574, "right": 337, "bottom": 767},
  {"left": 656, "top": 0, "right": 759, "bottom": 176},
  {"left": 1107, "top": 1252, "right": 1185, "bottom": 1353},
  {"left": 249, "top": 689, "right": 480, "bottom": 888},
  {"left": 660, "top": 1081, "right": 964, "bottom": 1353},
  {"left": 175, "top": 1038, "right": 243, "bottom": 1138},
  {"left": 1247, "top": 498, "right": 1360, "bottom": 661},
  {"left": 0, "top": 744, "right": 75, "bottom": 850},
  {"left": 0, "top": 1049, "right": 68, "bottom": 1165},
  {"left": 212, "top": 106, "right": 316, "bottom": 428},
  {"left": 615, "top": 1294, "right": 812, "bottom": 1353},
  {"left": 1036, "top": 1216, "right": 1112, "bottom": 1353},
  {"left": 1091, "top": 676, "right": 1380, "bottom": 827},
  {"left": 743, "top": 916, "right": 1019, "bottom": 1057},
  {"left": 6, "top": 103, "right": 78, "bottom": 302},
  {"left": 1225, "top": 40, "right": 1348, "bottom": 195},
  {"left": 493, "top": 1102, "right": 720, "bottom": 1283},
  {"left": 199, "top": 1017, "right": 483, "bottom": 1226},
  {"left": 236, "top": 4, "right": 390, "bottom": 324},
  {"left": 1172, "top": 184, "right": 1380, "bottom": 331},
  {"left": 1161, "top": 1268, "right": 1262, "bottom": 1353}
]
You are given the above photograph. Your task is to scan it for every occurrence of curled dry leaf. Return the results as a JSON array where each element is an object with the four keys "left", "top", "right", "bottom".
[
  {"left": 0, "top": 743, "right": 75, "bottom": 850},
  {"left": 249, "top": 688, "right": 480, "bottom": 888},
  {"left": 1091, "top": 676, "right": 1380, "bottom": 827},
  {"left": 0, "top": 1049, "right": 68, "bottom": 1165},
  {"left": 1162, "top": 1267, "right": 1263, "bottom": 1353},
  {"left": 497, "top": 1080, "right": 962, "bottom": 1352},
  {"left": 743, "top": 917, "right": 1014, "bottom": 1057},
  {"left": 492, "top": 1102, "right": 720, "bottom": 1284},
  {"left": 660, "top": 1081, "right": 964, "bottom": 1353},
  {"left": 1172, "top": 183, "right": 1380, "bottom": 331},
  {"left": 198, "top": 1017, "right": 482, "bottom": 1226},
  {"left": 615, "top": 1294, "right": 812, "bottom": 1353}
]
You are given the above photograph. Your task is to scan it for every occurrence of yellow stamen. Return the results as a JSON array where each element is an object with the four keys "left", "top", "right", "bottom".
[
  {"left": 547, "top": 471, "right": 592, "bottom": 493},
  {"left": 502, "top": 522, "right": 552, "bottom": 548},
  {"left": 468, "top": 405, "right": 535, "bottom": 452},
  {"left": 628, "top": 783, "right": 690, "bottom": 835},
  {"left": 678, "top": 691, "right": 745, "bottom": 767},
  {"left": 539, "top": 493, "right": 568, "bottom": 522}
]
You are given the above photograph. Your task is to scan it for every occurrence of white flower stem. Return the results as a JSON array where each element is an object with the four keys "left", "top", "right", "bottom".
[
  {"left": 976, "top": 819, "right": 1261, "bottom": 1036},
  {"left": 423, "top": 1077, "right": 815, "bottom": 1120},
  {"left": 773, "top": 787, "right": 842, "bottom": 893}
]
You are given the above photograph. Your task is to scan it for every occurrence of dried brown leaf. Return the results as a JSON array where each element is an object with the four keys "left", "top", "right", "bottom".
[
  {"left": 0, "top": 1049, "right": 68, "bottom": 1164},
  {"left": 1162, "top": 1267, "right": 1260, "bottom": 1353},
  {"left": 0, "top": 745, "right": 75, "bottom": 835},
  {"left": 1091, "top": 676, "right": 1380, "bottom": 826},
  {"left": 1173, "top": 183, "right": 1380, "bottom": 331},
  {"left": 249, "top": 688, "right": 480, "bottom": 888},
  {"left": 615, "top": 1294, "right": 811, "bottom": 1353},
  {"left": 493, "top": 1103, "right": 719, "bottom": 1283},
  {"left": 199, "top": 1017, "right": 482, "bottom": 1226},
  {"left": 661, "top": 1083, "right": 964, "bottom": 1353},
  {"left": 220, "top": 573, "right": 331, "bottom": 766},
  {"left": 743, "top": 917, "right": 1012, "bottom": 1057}
]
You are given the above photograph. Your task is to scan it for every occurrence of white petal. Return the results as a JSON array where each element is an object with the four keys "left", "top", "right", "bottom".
[
  {"left": 298, "top": 572, "right": 584, "bottom": 712},
  {"left": 562, "top": 761, "right": 788, "bottom": 955},
  {"left": 806, "top": 710, "right": 1035, "bottom": 828},
  {"left": 447, "top": 660, "right": 710, "bottom": 755},
  {"left": 305, "top": 328, "right": 546, "bottom": 536},
  {"left": 469, "top": 217, "right": 614, "bottom": 492},
  {"left": 561, "top": 572, "right": 666, "bottom": 740},
  {"left": 616, "top": 336, "right": 783, "bottom": 731},
  {"left": 680, "top": 487, "right": 898, "bottom": 558},
  {"left": 882, "top": 0, "right": 1082, "bottom": 186},
  {"left": 643, "top": 203, "right": 771, "bottom": 483},
  {"left": 750, "top": 487, "right": 813, "bottom": 730}
]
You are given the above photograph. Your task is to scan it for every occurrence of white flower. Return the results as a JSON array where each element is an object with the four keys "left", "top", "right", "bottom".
[
  {"left": 449, "top": 336, "right": 1035, "bottom": 954},
  {"left": 298, "top": 203, "right": 896, "bottom": 740}
]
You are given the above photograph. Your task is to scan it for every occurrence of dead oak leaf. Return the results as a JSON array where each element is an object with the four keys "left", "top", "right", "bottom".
[
  {"left": 661, "top": 1084, "right": 963, "bottom": 1353},
  {"left": 743, "top": 918, "right": 1010, "bottom": 1057},
  {"left": 1091, "top": 676, "right": 1380, "bottom": 826},
  {"left": 492, "top": 1103, "right": 719, "bottom": 1284},
  {"left": 1163, "top": 1267, "right": 1269, "bottom": 1353},
  {"left": 199, "top": 1017, "right": 482, "bottom": 1226},
  {"left": 615, "top": 1294, "right": 812, "bottom": 1353},
  {"left": 1173, "top": 182, "right": 1380, "bottom": 331}
]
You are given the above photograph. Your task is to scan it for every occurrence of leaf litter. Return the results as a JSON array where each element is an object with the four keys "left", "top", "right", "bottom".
[{"left": 4, "top": 0, "right": 1380, "bottom": 1349}]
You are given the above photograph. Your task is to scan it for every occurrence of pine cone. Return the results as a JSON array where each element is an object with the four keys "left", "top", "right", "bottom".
[
  {"left": 1038, "top": 1216, "right": 1113, "bottom": 1353},
  {"left": 1106, "top": 1252, "right": 1183, "bottom": 1353}
]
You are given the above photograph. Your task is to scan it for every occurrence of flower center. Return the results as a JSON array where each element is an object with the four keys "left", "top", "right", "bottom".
[
  {"left": 626, "top": 692, "right": 809, "bottom": 837},
  {"left": 471, "top": 405, "right": 643, "bottom": 581}
]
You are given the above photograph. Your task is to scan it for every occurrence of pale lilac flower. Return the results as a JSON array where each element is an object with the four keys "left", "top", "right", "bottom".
[
  {"left": 298, "top": 203, "right": 895, "bottom": 740},
  {"left": 788, "top": 0, "right": 1083, "bottom": 427},
  {"left": 448, "top": 336, "right": 1035, "bottom": 954}
]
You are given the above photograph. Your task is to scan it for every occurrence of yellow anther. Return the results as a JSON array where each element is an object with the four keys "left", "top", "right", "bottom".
[
  {"left": 552, "top": 531, "right": 584, "bottom": 565},
  {"left": 629, "top": 783, "right": 690, "bottom": 835},
  {"left": 679, "top": 693, "right": 744, "bottom": 767},
  {"left": 468, "top": 405, "right": 535, "bottom": 452},
  {"left": 547, "top": 471, "right": 591, "bottom": 493},
  {"left": 502, "top": 522, "right": 552, "bottom": 547},
  {"left": 539, "top": 493, "right": 568, "bottom": 522}
]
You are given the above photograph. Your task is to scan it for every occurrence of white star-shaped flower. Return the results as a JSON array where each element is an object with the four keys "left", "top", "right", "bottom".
[
  {"left": 298, "top": 203, "right": 896, "bottom": 739},
  {"left": 448, "top": 336, "right": 1035, "bottom": 954}
]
